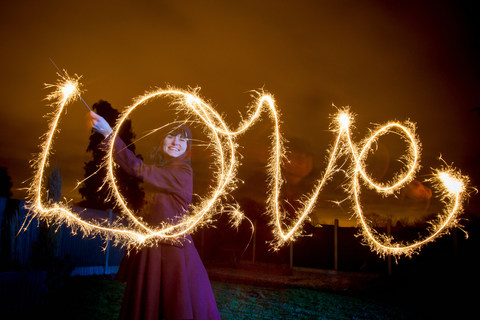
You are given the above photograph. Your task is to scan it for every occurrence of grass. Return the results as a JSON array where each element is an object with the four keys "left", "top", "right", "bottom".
[
  {"left": 3, "top": 275, "right": 429, "bottom": 320},
  {"left": 7, "top": 275, "right": 124, "bottom": 320},
  {"left": 213, "top": 281, "right": 418, "bottom": 320},
  {"left": 5, "top": 256, "right": 478, "bottom": 320}
]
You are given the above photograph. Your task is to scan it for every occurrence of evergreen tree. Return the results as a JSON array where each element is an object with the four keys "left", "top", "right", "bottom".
[
  {"left": 32, "top": 165, "right": 62, "bottom": 269},
  {"left": 47, "top": 164, "right": 62, "bottom": 202},
  {"left": 78, "top": 100, "right": 144, "bottom": 211},
  {"left": 0, "top": 167, "right": 13, "bottom": 198},
  {"left": 0, "top": 167, "right": 13, "bottom": 269}
]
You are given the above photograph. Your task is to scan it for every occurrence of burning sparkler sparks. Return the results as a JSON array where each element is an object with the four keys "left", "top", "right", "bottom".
[{"left": 28, "top": 73, "right": 471, "bottom": 257}]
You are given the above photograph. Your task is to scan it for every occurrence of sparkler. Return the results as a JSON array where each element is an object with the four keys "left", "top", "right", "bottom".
[
  {"left": 49, "top": 58, "right": 92, "bottom": 111},
  {"left": 28, "top": 73, "right": 471, "bottom": 257}
]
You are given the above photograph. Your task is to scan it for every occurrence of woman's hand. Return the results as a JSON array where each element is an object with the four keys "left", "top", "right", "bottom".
[{"left": 87, "top": 111, "right": 113, "bottom": 138}]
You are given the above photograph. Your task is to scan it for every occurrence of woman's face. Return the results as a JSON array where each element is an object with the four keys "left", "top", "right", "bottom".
[{"left": 163, "top": 133, "right": 188, "bottom": 158}]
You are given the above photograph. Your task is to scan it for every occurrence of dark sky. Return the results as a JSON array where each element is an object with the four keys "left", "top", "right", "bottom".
[{"left": 1, "top": 1, "right": 479, "bottom": 223}]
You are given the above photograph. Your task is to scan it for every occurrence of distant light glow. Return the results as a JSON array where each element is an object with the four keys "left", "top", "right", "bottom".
[{"left": 28, "top": 73, "right": 471, "bottom": 257}]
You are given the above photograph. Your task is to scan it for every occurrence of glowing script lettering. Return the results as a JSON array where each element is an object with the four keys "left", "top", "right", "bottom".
[{"left": 27, "top": 73, "right": 470, "bottom": 257}]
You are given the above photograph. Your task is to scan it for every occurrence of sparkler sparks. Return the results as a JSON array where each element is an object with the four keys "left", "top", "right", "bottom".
[
  {"left": 28, "top": 74, "right": 471, "bottom": 257},
  {"left": 439, "top": 171, "right": 464, "bottom": 194}
]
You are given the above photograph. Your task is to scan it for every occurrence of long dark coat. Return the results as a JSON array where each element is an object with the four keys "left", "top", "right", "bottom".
[{"left": 112, "top": 134, "right": 220, "bottom": 320}]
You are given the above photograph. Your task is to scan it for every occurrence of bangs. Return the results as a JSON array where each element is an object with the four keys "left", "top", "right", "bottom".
[{"left": 167, "top": 125, "right": 191, "bottom": 140}]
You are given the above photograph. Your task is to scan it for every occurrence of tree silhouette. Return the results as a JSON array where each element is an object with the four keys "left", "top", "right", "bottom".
[
  {"left": 46, "top": 164, "right": 62, "bottom": 202},
  {"left": 32, "top": 165, "right": 62, "bottom": 270},
  {"left": 0, "top": 167, "right": 13, "bottom": 198},
  {"left": 78, "top": 100, "right": 144, "bottom": 211},
  {"left": 0, "top": 167, "right": 13, "bottom": 269}
]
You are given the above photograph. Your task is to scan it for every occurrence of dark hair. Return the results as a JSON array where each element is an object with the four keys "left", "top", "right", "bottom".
[
  {"left": 150, "top": 124, "right": 192, "bottom": 166},
  {"left": 168, "top": 126, "right": 191, "bottom": 141}
]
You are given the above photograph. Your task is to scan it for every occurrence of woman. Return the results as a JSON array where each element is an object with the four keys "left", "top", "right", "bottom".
[{"left": 89, "top": 111, "right": 221, "bottom": 320}]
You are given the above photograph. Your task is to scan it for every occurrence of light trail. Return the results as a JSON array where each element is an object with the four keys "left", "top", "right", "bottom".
[
  {"left": 27, "top": 73, "right": 148, "bottom": 245},
  {"left": 28, "top": 74, "right": 471, "bottom": 256}
]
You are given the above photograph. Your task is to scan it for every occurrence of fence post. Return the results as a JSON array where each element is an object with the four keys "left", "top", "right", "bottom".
[
  {"left": 104, "top": 209, "right": 113, "bottom": 274},
  {"left": 200, "top": 228, "right": 205, "bottom": 259},
  {"left": 387, "top": 218, "right": 392, "bottom": 276},
  {"left": 453, "top": 227, "right": 458, "bottom": 272},
  {"left": 334, "top": 219, "right": 338, "bottom": 271},
  {"left": 252, "top": 219, "right": 257, "bottom": 264},
  {"left": 290, "top": 241, "right": 293, "bottom": 269}
]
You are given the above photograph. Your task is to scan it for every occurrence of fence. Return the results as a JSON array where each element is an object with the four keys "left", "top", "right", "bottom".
[
  {"left": 196, "top": 215, "right": 463, "bottom": 276},
  {"left": 1, "top": 197, "right": 463, "bottom": 277},
  {"left": 0, "top": 197, "right": 124, "bottom": 276}
]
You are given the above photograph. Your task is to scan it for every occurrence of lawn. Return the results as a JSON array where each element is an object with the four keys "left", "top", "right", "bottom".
[{"left": 4, "top": 275, "right": 427, "bottom": 320}]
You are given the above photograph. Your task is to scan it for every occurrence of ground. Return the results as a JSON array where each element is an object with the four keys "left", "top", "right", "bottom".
[{"left": 4, "top": 261, "right": 476, "bottom": 319}]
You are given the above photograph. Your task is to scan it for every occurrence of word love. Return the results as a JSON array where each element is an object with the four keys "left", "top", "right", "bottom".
[{"left": 28, "top": 74, "right": 469, "bottom": 257}]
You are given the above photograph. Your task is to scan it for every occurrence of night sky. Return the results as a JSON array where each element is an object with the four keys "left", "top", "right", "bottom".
[{"left": 1, "top": 1, "right": 479, "bottom": 224}]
